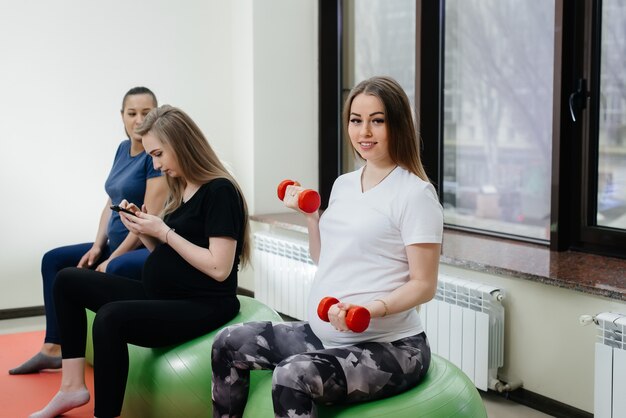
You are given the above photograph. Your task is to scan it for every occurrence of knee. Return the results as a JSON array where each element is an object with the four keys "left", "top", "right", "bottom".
[
  {"left": 273, "top": 355, "right": 313, "bottom": 394},
  {"left": 105, "top": 257, "right": 128, "bottom": 276},
  {"left": 211, "top": 323, "right": 259, "bottom": 366},
  {"left": 92, "top": 303, "right": 126, "bottom": 341},
  {"left": 212, "top": 327, "right": 229, "bottom": 350},
  {"left": 52, "top": 267, "right": 80, "bottom": 299},
  {"left": 41, "top": 248, "right": 57, "bottom": 267},
  {"left": 106, "top": 252, "right": 145, "bottom": 280},
  {"left": 271, "top": 355, "right": 321, "bottom": 415},
  {"left": 211, "top": 326, "right": 237, "bottom": 363},
  {"left": 93, "top": 303, "right": 123, "bottom": 326},
  {"left": 42, "top": 247, "right": 67, "bottom": 275}
]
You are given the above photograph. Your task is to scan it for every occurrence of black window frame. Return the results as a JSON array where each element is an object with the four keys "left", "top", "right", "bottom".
[
  {"left": 318, "top": 0, "right": 626, "bottom": 259},
  {"left": 568, "top": 0, "right": 626, "bottom": 257}
]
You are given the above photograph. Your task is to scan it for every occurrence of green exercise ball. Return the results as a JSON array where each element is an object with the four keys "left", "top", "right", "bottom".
[
  {"left": 84, "top": 296, "right": 281, "bottom": 418},
  {"left": 121, "top": 296, "right": 281, "bottom": 418},
  {"left": 243, "top": 354, "right": 487, "bottom": 418},
  {"left": 85, "top": 309, "right": 96, "bottom": 365}
]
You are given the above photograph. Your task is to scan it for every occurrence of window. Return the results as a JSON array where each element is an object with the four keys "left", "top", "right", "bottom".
[
  {"left": 595, "top": 1, "right": 626, "bottom": 231},
  {"left": 442, "top": 0, "right": 555, "bottom": 241},
  {"left": 318, "top": 0, "right": 626, "bottom": 258},
  {"left": 342, "top": 0, "right": 416, "bottom": 173},
  {"left": 569, "top": 0, "right": 626, "bottom": 256}
]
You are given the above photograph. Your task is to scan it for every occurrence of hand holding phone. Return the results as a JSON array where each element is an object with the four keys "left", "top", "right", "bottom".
[{"left": 110, "top": 204, "right": 138, "bottom": 216}]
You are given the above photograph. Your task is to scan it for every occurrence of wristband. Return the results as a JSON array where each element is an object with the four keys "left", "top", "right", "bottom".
[
  {"left": 165, "top": 228, "right": 175, "bottom": 244},
  {"left": 374, "top": 299, "right": 389, "bottom": 317}
]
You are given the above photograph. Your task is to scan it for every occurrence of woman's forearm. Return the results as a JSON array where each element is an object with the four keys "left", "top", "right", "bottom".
[
  {"left": 364, "top": 243, "right": 441, "bottom": 318},
  {"left": 93, "top": 199, "right": 113, "bottom": 249},
  {"left": 164, "top": 230, "right": 236, "bottom": 282},
  {"left": 306, "top": 212, "right": 321, "bottom": 264}
]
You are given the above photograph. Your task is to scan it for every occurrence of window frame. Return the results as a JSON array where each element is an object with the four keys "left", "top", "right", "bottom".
[
  {"left": 318, "top": 0, "right": 343, "bottom": 210},
  {"left": 570, "top": 0, "right": 626, "bottom": 257},
  {"left": 318, "top": 0, "right": 626, "bottom": 258}
]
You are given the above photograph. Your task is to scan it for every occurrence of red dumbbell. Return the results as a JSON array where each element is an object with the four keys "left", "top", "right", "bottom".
[
  {"left": 317, "top": 296, "right": 371, "bottom": 333},
  {"left": 277, "top": 179, "right": 321, "bottom": 214}
]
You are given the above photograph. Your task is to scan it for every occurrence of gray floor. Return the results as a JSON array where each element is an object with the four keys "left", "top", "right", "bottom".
[
  {"left": 0, "top": 316, "right": 554, "bottom": 417},
  {"left": 481, "top": 390, "right": 554, "bottom": 417}
]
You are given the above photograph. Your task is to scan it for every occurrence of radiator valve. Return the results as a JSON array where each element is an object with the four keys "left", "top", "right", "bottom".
[
  {"left": 491, "top": 291, "right": 504, "bottom": 302},
  {"left": 493, "top": 378, "right": 523, "bottom": 393},
  {"left": 579, "top": 314, "right": 596, "bottom": 326}
]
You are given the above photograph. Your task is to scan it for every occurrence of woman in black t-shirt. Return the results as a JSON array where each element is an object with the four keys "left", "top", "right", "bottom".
[{"left": 29, "top": 105, "right": 251, "bottom": 418}]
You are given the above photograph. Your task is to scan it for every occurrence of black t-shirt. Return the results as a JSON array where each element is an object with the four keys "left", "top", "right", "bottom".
[{"left": 142, "top": 178, "right": 244, "bottom": 299}]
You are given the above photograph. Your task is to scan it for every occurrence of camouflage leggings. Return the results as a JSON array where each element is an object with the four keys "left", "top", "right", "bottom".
[{"left": 211, "top": 321, "right": 430, "bottom": 418}]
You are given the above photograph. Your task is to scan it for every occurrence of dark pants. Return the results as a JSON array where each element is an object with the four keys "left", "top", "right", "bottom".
[
  {"left": 41, "top": 243, "right": 148, "bottom": 344},
  {"left": 212, "top": 321, "right": 430, "bottom": 418},
  {"left": 53, "top": 267, "right": 239, "bottom": 418}
]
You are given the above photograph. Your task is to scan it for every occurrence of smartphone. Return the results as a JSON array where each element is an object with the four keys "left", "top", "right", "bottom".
[{"left": 110, "top": 205, "right": 137, "bottom": 216}]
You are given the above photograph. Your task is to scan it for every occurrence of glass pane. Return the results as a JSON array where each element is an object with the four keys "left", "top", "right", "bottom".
[
  {"left": 343, "top": 0, "right": 415, "bottom": 172},
  {"left": 443, "top": 0, "right": 554, "bottom": 241},
  {"left": 597, "top": 1, "right": 626, "bottom": 230}
]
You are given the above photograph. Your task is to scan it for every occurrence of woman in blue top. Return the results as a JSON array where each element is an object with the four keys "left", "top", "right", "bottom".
[{"left": 9, "top": 87, "right": 168, "bottom": 375}]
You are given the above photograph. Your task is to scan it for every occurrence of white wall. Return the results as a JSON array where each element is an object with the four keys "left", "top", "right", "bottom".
[
  {"left": 231, "top": 0, "right": 319, "bottom": 290},
  {"left": 0, "top": 0, "right": 317, "bottom": 308},
  {"left": 229, "top": 0, "right": 318, "bottom": 215},
  {"left": 251, "top": 1, "right": 319, "bottom": 215}
]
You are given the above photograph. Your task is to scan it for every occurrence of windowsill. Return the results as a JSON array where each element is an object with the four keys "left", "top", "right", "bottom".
[
  {"left": 440, "top": 229, "right": 626, "bottom": 301},
  {"left": 251, "top": 212, "right": 626, "bottom": 301}
]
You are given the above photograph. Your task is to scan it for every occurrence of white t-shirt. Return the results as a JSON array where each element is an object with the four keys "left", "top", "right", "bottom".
[{"left": 307, "top": 165, "right": 443, "bottom": 347}]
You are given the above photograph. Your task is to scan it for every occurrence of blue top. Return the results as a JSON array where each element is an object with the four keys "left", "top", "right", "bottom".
[{"left": 104, "top": 140, "right": 162, "bottom": 250}]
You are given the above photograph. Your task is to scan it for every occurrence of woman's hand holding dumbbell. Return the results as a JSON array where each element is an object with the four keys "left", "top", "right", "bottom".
[
  {"left": 277, "top": 179, "right": 321, "bottom": 214},
  {"left": 317, "top": 297, "right": 371, "bottom": 333}
]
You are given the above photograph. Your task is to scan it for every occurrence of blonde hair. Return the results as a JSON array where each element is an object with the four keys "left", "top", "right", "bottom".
[
  {"left": 136, "top": 105, "right": 251, "bottom": 266},
  {"left": 342, "top": 76, "right": 429, "bottom": 181}
]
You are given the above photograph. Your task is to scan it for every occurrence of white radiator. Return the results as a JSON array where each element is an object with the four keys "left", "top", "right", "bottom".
[
  {"left": 253, "top": 231, "right": 316, "bottom": 320},
  {"left": 592, "top": 312, "right": 626, "bottom": 418},
  {"left": 419, "top": 274, "right": 505, "bottom": 391}
]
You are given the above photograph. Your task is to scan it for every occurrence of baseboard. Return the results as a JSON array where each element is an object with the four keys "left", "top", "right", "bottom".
[
  {"left": 0, "top": 306, "right": 45, "bottom": 320},
  {"left": 494, "top": 388, "right": 593, "bottom": 418}
]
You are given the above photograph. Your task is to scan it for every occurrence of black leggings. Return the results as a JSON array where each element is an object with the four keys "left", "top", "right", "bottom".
[
  {"left": 53, "top": 267, "right": 239, "bottom": 418},
  {"left": 212, "top": 321, "right": 430, "bottom": 418}
]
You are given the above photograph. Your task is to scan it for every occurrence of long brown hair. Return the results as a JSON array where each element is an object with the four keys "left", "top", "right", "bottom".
[
  {"left": 136, "top": 105, "right": 251, "bottom": 266},
  {"left": 342, "top": 76, "right": 429, "bottom": 181}
]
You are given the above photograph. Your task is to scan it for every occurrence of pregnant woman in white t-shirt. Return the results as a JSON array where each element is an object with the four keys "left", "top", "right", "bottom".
[{"left": 211, "top": 75, "right": 443, "bottom": 418}]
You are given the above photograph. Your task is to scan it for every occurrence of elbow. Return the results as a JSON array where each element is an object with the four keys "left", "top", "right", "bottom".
[
  {"left": 426, "top": 284, "right": 437, "bottom": 302},
  {"left": 207, "top": 265, "right": 233, "bottom": 282},
  {"left": 422, "top": 278, "right": 438, "bottom": 303}
]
